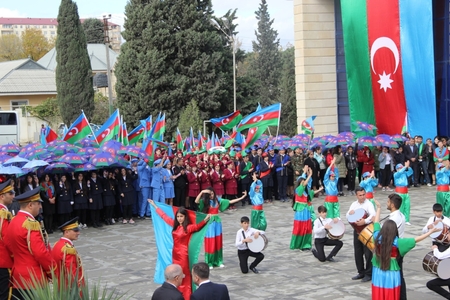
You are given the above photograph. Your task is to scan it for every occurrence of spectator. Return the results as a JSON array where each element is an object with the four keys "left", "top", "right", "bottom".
[
  {"left": 344, "top": 146, "right": 357, "bottom": 195},
  {"left": 151, "top": 264, "right": 184, "bottom": 300},
  {"left": 426, "top": 138, "right": 436, "bottom": 185},
  {"left": 191, "top": 262, "right": 230, "bottom": 300},
  {"left": 333, "top": 146, "right": 347, "bottom": 196}
]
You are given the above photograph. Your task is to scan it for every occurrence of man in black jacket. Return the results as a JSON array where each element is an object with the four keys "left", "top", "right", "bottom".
[
  {"left": 191, "top": 262, "right": 230, "bottom": 300},
  {"left": 403, "top": 137, "right": 419, "bottom": 187},
  {"left": 172, "top": 158, "right": 187, "bottom": 207},
  {"left": 152, "top": 264, "right": 184, "bottom": 300}
]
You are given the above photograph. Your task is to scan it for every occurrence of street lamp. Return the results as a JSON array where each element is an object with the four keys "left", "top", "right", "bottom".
[{"left": 210, "top": 19, "right": 237, "bottom": 112}]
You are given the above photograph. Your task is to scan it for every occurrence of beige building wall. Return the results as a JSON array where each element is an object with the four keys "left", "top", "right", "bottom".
[
  {"left": 294, "top": 0, "right": 338, "bottom": 136},
  {"left": 0, "top": 94, "right": 55, "bottom": 111}
]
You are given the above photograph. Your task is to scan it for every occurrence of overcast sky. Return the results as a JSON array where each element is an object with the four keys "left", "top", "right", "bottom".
[{"left": 0, "top": 0, "right": 294, "bottom": 51}]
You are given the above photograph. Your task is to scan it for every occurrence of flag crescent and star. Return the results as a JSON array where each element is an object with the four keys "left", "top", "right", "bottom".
[
  {"left": 370, "top": 37, "right": 399, "bottom": 92},
  {"left": 68, "top": 127, "right": 79, "bottom": 136}
]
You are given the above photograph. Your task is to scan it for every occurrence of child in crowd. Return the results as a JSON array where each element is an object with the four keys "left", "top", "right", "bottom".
[
  {"left": 393, "top": 161, "right": 413, "bottom": 225},
  {"left": 249, "top": 173, "right": 267, "bottom": 231},
  {"left": 422, "top": 203, "right": 450, "bottom": 252},
  {"left": 359, "top": 171, "right": 378, "bottom": 209},
  {"left": 435, "top": 162, "right": 450, "bottom": 216}
]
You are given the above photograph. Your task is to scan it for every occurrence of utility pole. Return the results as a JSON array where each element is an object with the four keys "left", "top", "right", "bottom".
[{"left": 103, "top": 14, "right": 113, "bottom": 116}]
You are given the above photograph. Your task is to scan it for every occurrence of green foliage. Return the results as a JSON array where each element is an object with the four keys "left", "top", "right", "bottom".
[
  {"left": 56, "top": 0, "right": 95, "bottom": 125},
  {"left": 91, "top": 92, "right": 110, "bottom": 124},
  {"left": 27, "top": 97, "right": 62, "bottom": 125},
  {"left": 18, "top": 267, "right": 131, "bottom": 300},
  {"left": 278, "top": 47, "right": 297, "bottom": 136},
  {"left": 82, "top": 18, "right": 104, "bottom": 44},
  {"left": 252, "top": 0, "right": 281, "bottom": 107},
  {"left": 115, "top": 0, "right": 230, "bottom": 135},
  {"left": 178, "top": 100, "right": 203, "bottom": 137}
]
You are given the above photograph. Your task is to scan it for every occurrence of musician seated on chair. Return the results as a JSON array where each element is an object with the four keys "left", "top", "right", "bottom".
[
  {"left": 423, "top": 203, "right": 450, "bottom": 252},
  {"left": 312, "top": 205, "right": 343, "bottom": 262},
  {"left": 235, "top": 216, "right": 264, "bottom": 274},
  {"left": 426, "top": 244, "right": 450, "bottom": 299}
]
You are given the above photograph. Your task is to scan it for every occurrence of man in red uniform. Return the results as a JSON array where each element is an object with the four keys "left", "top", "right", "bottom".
[
  {"left": 52, "top": 217, "right": 84, "bottom": 286},
  {"left": 0, "top": 179, "right": 14, "bottom": 300},
  {"left": 4, "top": 187, "right": 54, "bottom": 300}
]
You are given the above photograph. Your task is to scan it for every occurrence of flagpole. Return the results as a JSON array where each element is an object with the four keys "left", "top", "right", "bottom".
[
  {"left": 82, "top": 109, "right": 99, "bottom": 145},
  {"left": 274, "top": 103, "right": 282, "bottom": 143}
]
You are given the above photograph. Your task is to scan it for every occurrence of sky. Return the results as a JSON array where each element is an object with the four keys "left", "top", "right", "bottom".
[{"left": 0, "top": 0, "right": 294, "bottom": 51}]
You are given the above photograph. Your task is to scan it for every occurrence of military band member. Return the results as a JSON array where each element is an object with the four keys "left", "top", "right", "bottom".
[
  {"left": 4, "top": 187, "right": 54, "bottom": 300},
  {"left": 52, "top": 217, "right": 84, "bottom": 286},
  {"left": 0, "top": 180, "right": 14, "bottom": 300}
]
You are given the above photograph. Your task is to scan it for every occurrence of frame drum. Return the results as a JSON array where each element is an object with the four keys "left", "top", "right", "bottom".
[
  {"left": 248, "top": 234, "right": 269, "bottom": 253},
  {"left": 430, "top": 222, "right": 444, "bottom": 239},
  {"left": 348, "top": 208, "right": 368, "bottom": 234},
  {"left": 327, "top": 220, "right": 346, "bottom": 240}
]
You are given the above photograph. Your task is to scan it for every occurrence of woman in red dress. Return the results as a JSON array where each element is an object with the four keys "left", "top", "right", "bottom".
[
  {"left": 210, "top": 163, "right": 224, "bottom": 197},
  {"left": 149, "top": 199, "right": 210, "bottom": 300}
]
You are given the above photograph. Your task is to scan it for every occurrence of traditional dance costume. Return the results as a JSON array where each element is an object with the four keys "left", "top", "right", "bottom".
[
  {"left": 290, "top": 182, "right": 316, "bottom": 250},
  {"left": 198, "top": 198, "right": 231, "bottom": 267},
  {"left": 154, "top": 208, "right": 207, "bottom": 300},
  {"left": 436, "top": 166, "right": 450, "bottom": 217},
  {"left": 393, "top": 166, "right": 413, "bottom": 222},
  {"left": 249, "top": 180, "right": 267, "bottom": 231},
  {"left": 360, "top": 176, "right": 378, "bottom": 209},
  {"left": 371, "top": 222, "right": 416, "bottom": 300},
  {"left": 324, "top": 166, "right": 339, "bottom": 218}
]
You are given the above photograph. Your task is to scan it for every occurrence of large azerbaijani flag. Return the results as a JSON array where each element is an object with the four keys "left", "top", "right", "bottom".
[
  {"left": 237, "top": 103, "right": 281, "bottom": 132},
  {"left": 341, "top": 0, "right": 436, "bottom": 138},
  {"left": 63, "top": 112, "right": 94, "bottom": 144}
]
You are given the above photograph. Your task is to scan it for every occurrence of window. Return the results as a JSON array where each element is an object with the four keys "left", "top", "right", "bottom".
[
  {"left": 51, "top": 31, "right": 55, "bottom": 35},
  {"left": 10, "top": 100, "right": 29, "bottom": 116},
  {"left": 0, "top": 112, "right": 17, "bottom": 125},
  {"left": 43, "top": 31, "right": 47, "bottom": 35},
  {"left": 14, "top": 25, "right": 17, "bottom": 28},
  {"left": 2, "top": 24, "right": 12, "bottom": 28},
  {"left": 43, "top": 25, "right": 47, "bottom": 28},
  {"left": 20, "top": 25, "right": 22, "bottom": 28},
  {"left": 34, "top": 25, "right": 39, "bottom": 28},
  {"left": 49, "top": 25, "right": 53, "bottom": 28}
]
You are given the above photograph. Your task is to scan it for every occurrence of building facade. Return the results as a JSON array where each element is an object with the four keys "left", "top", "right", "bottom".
[
  {"left": 294, "top": 0, "right": 450, "bottom": 138},
  {"left": 0, "top": 17, "right": 122, "bottom": 52}
]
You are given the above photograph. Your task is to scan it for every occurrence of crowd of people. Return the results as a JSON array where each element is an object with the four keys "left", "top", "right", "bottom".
[{"left": 0, "top": 133, "right": 450, "bottom": 299}]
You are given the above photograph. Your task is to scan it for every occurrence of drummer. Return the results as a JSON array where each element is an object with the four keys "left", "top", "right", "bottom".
[
  {"left": 312, "top": 205, "right": 343, "bottom": 262},
  {"left": 346, "top": 187, "right": 376, "bottom": 283},
  {"left": 422, "top": 203, "right": 450, "bottom": 252},
  {"left": 235, "top": 216, "right": 265, "bottom": 274},
  {"left": 426, "top": 244, "right": 450, "bottom": 299}
]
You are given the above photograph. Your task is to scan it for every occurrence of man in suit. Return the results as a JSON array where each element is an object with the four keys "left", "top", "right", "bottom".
[
  {"left": 403, "top": 137, "right": 419, "bottom": 187},
  {"left": 152, "top": 264, "right": 184, "bottom": 300},
  {"left": 190, "top": 262, "right": 230, "bottom": 300}
]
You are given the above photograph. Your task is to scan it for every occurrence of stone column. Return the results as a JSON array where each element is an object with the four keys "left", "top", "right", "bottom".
[{"left": 294, "top": 0, "right": 338, "bottom": 136}]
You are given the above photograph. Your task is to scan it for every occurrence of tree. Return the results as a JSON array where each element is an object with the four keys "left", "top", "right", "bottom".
[
  {"left": 278, "top": 46, "right": 297, "bottom": 136},
  {"left": 55, "top": 0, "right": 95, "bottom": 125},
  {"left": 252, "top": 0, "right": 281, "bottom": 107},
  {"left": 177, "top": 100, "right": 203, "bottom": 138},
  {"left": 91, "top": 92, "right": 110, "bottom": 124},
  {"left": 21, "top": 28, "right": 54, "bottom": 61},
  {"left": 27, "top": 97, "right": 61, "bottom": 126},
  {"left": 115, "top": 0, "right": 229, "bottom": 135},
  {"left": 82, "top": 18, "right": 104, "bottom": 44},
  {"left": 0, "top": 35, "right": 25, "bottom": 61}
]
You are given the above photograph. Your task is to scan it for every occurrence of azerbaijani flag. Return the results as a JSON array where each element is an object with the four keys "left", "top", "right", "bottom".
[
  {"left": 94, "top": 109, "right": 120, "bottom": 145},
  {"left": 150, "top": 202, "right": 209, "bottom": 292},
  {"left": 241, "top": 127, "right": 265, "bottom": 150},
  {"left": 176, "top": 128, "right": 183, "bottom": 151},
  {"left": 341, "top": 0, "right": 436, "bottom": 137},
  {"left": 237, "top": 103, "right": 281, "bottom": 132},
  {"left": 63, "top": 112, "right": 93, "bottom": 144},
  {"left": 118, "top": 117, "right": 129, "bottom": 146},
  {"left": 189, "top": 127, "right": 196, "bottom": 149},
  {"left": 301, "top": 116, "right": 316, "bottom": 135},
  {"left": 41, "top": 125, "right": 58, "bottom": 144},
  {"left": 140, "top": 115, "right": 152, "bottom": 138},
  {"left": 198, "top": 131, "right": 205, "bottom": 150},
  {"left": 151, "top": 113, "right": 165, "bottom": 141},
  {"left": 128, "top": 124, "right": 145, "bottom": 145},
  {"left": 210, "top": 111, "right": 242, "bottom": 131}
]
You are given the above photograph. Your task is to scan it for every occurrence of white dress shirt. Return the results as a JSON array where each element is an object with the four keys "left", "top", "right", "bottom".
[
  {"left": 346, "top": 200, "right": 376, "bottom": 225},
  {"left": 313, "top": 217, "right": 330, "bottom": 239},
  {"left": 422, "top": 216, "right": 450, "bottom": 241},
  {"left": 235, "top": 227, "right": 263, "bottom": 250},
  {"left": 433, "top": 246, "right": 450, "bottom": 260},
  {"left": 389, "top": 210, "right": 406, "bottom": 238}
]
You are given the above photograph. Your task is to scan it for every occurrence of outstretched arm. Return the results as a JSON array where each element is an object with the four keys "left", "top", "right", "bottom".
[
  {"left": 229, "top": 191, "right": 248, "bottom": 204},
  {"left": 148, "top": 199, "right": 174, "bottom": 227}
]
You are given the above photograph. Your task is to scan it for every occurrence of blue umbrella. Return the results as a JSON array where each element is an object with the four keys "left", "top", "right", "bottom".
[
  {"left": 3, "top": 156, "right": 30, "bottom": 166},
  {"left": 0, "top": 165, "right": 24, "bottom": 175},
  {"left": 22, "top": 160, "right": 49, "bottom": 170}
]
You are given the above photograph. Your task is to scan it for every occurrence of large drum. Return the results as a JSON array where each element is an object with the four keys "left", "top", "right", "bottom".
[
  {"left": 248, "top": 234, "right": 269, "bottom": 253},
  {"left": 422, "top": 251, "right": 450, "bottom": 279},
  {"left": 327, "top": 220, "right": 346, "bottom": 240},
  {"left": 348, "top": 208, "right": 368, "bottom": 234},
  {"left": 435, "top": 225, "right": 450, "bottom": 245},
  {"left": 358, "top": 223, "right": 375, "bottom": 251}
]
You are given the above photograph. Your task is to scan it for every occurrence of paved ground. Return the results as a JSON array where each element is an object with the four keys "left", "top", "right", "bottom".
[{"left": 47, "top": 185, "right": 446, "bottom": 299}]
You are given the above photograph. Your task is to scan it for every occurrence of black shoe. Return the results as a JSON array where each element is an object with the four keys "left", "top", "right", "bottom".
[
  {"left": 301, "top": 248, "right": 311, "bottom": 252},
  {"left": 326, "top": 257, "right": 335, "bottom": 262},
  {"left": 414, "top": 184, "right": 420, "bottom": 187},
  {"left": 361, "top": 275, "right": 371, "bottom": 282},
  {"left": 97, "top": 223, "right": 103, "bottom": 228},
  {"left": 92, "top": 224, "right": 98, "bottom": 228},
  {"left": 47, "top": 230, "right": 53, "bottom": 234},
  {"left": 352, "top": 274, "right": 364, "bottom": 280},
  {"left": 250, "top": 267, "right": 259, "bottom": 274}
]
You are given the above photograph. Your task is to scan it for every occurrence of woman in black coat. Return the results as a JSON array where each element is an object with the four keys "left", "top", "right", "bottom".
[
  {"left": 102, "top": 170, "right": 117, "bottom": 225},
  {"left": 258, "top": 153, "right": 274, "bottom": 203},
  {"left": 40, "top": 174, "right": 56, "bottom": 234},
  {"left": 117, "top": 168, "right": 137, "bottom": 224},
  {"left": 303, "top": 150, "right": 320, "bottom": 191},
  {"left": 73, "top": 173, "right": 89, "bottom": 228},
  {"left": 87, "top": 171, "right": 104, "bottom": 228},
  {"left": 56, "top": 174, "right": 73, "bottom": 226}
]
